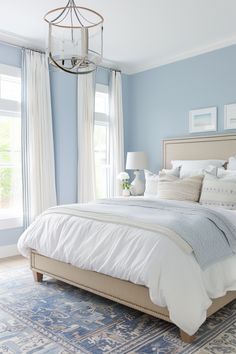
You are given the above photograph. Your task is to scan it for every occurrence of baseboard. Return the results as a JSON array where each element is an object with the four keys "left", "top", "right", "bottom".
[{"left": 0, "top": 244, "right": 19, "bottom": 258}]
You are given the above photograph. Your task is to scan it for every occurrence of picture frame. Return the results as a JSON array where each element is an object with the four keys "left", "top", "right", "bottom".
[
  {"left": 224, "top": 103, "right": 236, "bottom": 130},
  {"left": 189, "top": 107, "right": 217, "bottom": 133}
]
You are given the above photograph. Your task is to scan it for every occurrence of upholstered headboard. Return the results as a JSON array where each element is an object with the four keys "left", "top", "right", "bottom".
[{"left": 163, "top": 134, "right": 236, "bottom": 169}]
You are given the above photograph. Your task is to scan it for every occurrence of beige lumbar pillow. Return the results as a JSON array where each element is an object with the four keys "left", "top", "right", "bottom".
[{"left": 157, "top": 175, "right": 203, "bottom": 202}]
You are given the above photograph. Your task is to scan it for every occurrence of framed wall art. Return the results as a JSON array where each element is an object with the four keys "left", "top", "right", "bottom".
[
  {"left": 189, "top": 107, "right": 217, "bottom": 133},
  {"left": 224, "top": 103, "right": 236, "bottom": 130}
]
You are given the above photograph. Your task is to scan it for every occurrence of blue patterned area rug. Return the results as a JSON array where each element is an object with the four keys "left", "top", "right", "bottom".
[{"left": 0, "top": 265, "right": 235, "bottom": 353}]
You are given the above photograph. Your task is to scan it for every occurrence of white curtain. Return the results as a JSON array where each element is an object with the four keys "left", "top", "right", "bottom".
[
  {"left": 109, "top": 71, "right": 124, "bottom": 196},
  {"left": 22, "top": 50, "right": 57, "bottom": 226},
  {"left": 77, "top": 73, "right": 96, "bottom": 203}
]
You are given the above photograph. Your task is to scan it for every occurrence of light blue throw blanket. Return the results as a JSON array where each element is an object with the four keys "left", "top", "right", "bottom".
[{"left": 97, "top": 199, "right": 236, "bottom": 269}]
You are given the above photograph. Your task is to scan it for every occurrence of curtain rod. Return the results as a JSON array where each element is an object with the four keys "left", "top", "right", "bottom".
[
  {"left": 0, "top": 40, "right": 121, "bottom": 73},
  {"left": 97, "top": 64, "right": 122, "bottom": 73}
]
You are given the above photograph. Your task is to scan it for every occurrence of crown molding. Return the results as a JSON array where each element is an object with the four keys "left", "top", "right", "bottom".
[
  {"left": 0, "top": 30, "right": 44, "bottom": 51},
  {"left": 1, "top": 30, "right": 236, "bottom": 76},
  {"left": 121, "top": 36, "right": 236, "bottom": 75}
]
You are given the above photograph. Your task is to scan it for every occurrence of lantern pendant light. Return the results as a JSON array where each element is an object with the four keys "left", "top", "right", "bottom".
[{"left": 44, "top": 0, "right": 104, "bottom": 74}]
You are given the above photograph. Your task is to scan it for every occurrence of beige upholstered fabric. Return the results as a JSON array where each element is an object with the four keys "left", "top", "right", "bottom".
[
  {"left": 163, "top": 134, "right": 236, "bottom": 169},
  {"left": 31, "top": 250, "right": 170, "bottom": 321},
  {"left": 157, "top": 175, "right": 203, "bottom": 202},
  {"left": 30, "top": 250, "right": 236, "bottom": 322}
]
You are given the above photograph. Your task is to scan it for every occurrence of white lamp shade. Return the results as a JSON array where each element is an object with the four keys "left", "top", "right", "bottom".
[{"left": 126, "top": 152, "right": 148, "bottom": 170}]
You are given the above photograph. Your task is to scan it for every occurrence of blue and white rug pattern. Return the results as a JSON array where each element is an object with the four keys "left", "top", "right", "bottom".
[{"left": 0, "top": 266, "right": 235, "bottom": 353}]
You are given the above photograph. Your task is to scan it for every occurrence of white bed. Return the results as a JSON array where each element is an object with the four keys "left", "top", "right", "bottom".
[
  {"left": 18, "top": 198, "right": 236, "bottom": 336},
  {"left": 17, "top": 134, "right": 236, "bottom": 343}
]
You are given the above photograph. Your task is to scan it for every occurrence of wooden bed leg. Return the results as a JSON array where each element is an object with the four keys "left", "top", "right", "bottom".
[
  {"left": 180, "top": 330, "right": 196, "bottom": 343},
  {"left": 33, "top": 271, "right": 43, "bottom": 282}
]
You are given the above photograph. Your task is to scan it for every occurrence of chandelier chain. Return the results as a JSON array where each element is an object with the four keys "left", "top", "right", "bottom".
[
  {"left": 50, "top": 0, "right": 96, "bottom": 28},
  {"left": 74, "top": 6, "right": 96, "bottom": 26},
  {"left": 52, "top": 7, "right": 70, "bottom": 26},
  {"left": 70, "top": 7, "right": 74, "bottom": 41}
]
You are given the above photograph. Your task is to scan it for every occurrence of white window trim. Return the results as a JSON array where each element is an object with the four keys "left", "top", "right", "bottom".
[
  {"left": 0, "top": 63, "right": 21, "bottom": 78},
  {"left": 95, "top": 112, "right": 108, "bottom": 123},
  {"left": 0, "top": 64, "right": 22, "bottom": 230},
  {"left": 96, "top": 83, "right": 109, "bottom": 94},
  {"left": 95, "top": 83, "right": 109, "bottom": 119},
  {"left": 94, "top": 83, "right": 111, "bottom": 198},
  {"left": 0, "top": 99, "right": 21, "bottom": 116},
  {"left": 0, "top": 217, "right": 23, "bottom": 230}
]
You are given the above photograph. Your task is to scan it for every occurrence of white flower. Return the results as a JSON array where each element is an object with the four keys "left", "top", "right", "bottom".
[{"left": 117, "top": 171, "right": 130, "bottom": 181}]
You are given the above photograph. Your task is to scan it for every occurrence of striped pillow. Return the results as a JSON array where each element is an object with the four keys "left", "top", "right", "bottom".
[
  {"left": 157, "top": 175, "right": 203, "bottom": 202},
  {"left": 200, "top": 174, "right": 236, "bottom": 209}
]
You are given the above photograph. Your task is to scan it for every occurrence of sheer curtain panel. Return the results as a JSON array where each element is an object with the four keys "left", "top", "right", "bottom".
[
  {"left": 109, "top": 71, "right": 124, "bottom": 196},
  {"left": 22, "top": 50, "right": 57, "bottom": 226},
  {"left": 77, "top": 73, "right": 96, "bottom": 203}
]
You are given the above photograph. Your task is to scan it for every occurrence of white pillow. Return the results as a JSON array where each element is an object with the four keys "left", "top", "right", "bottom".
[
  {"left": 218, "top": 168, "right": 236, "bottom": 178},
  {"left": 157, "top": 175, "right": 203, "bottom": 202},
  {"left": 228, "top": 156, "right": 236, "bottom": 170},
  {"left": 144, "top": 170, "right": 159, "bottom": 197},
  {"left": 171, "top": 160, "right": 226, "bottom": 178},
  {"left": 144, "top": 167, "right": 180, "bottom": 197},
  {"left": 159, "top": 166, "right": 180, "bottom": 177},
  {"left": 180, "top": 164, "right": 218, "bottom": 178},
  {"left": 200, "top": 174, "right": 236, "bottom": 209}
]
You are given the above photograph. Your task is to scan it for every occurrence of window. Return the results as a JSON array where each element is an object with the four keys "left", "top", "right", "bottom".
[
  {"left": 0, "top": 64, "right": 22, "bottom": 229},
  {"left": 94, "top": 84, "right": 110, "bottom": 198}
]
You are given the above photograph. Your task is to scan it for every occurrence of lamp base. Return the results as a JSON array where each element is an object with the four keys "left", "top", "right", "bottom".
[{"left": 130, "top": 170, "right": 145, "bottom": 196}]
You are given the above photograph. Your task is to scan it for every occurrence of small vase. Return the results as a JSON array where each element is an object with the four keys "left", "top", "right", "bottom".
[{"left": 122, "top": 189, "right": 130, "bottom": 197}]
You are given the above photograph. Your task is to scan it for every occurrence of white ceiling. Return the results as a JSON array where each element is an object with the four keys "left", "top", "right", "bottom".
[{"left": 1, "top": 0, "right": 236, "bottom": 74}]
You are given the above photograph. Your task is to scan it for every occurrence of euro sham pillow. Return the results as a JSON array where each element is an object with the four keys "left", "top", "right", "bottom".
[
  {"left": 200, "top": 174, "right": 236, "bottom": 209},
  {"left": 217, "top": 168, "right": 236, "bottom": 178},
  {"left": 157, "top": 175, "right": 203, "bottom": 202},
  {"left": 144, "top": 170, "right": 159, "bottom": 196},
  {"left": 171, "top": 160, "right": 226, "bottom": 178},
  {"left": 160, "top": 166, "right": 180, "bottom": 177},
  {"left": 228, "top": 156, "right": 236, "bottom": 170},
  {"left": 144, "top": 167, "right": 180, "bottom": 197}
]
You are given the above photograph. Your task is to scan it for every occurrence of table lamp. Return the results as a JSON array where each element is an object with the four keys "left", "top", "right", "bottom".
[{"left": 126, "top": 152, "right": 148, "bottom": 195}]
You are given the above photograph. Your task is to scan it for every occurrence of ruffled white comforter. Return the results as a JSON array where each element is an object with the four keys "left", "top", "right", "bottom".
[{"left": 17, "top": 198, "right": 236, "bottom": 335}]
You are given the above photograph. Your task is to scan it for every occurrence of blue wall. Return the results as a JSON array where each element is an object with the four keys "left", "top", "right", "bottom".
[
  {"left": 1, "top": 40, "right": 236, "bottom": 247},
  {"left": 0, "top": 42, "right": 22, "bottom": 67},
  {"left": 125, "top": 45, "right": 236, "bottom": 172},
  {"left": 50, "top": 66, "right": 111, "bottom": 205},
  {"left": 50, "top": 68, "right": 77, "bottom": 205},
  {"left": 122, "top": 74, "right": 131, "bottom": 157}
]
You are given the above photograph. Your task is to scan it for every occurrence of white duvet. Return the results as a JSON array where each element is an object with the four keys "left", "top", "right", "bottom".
[{"left": 18, "top": 198, "right": 236, "bottom": 335}]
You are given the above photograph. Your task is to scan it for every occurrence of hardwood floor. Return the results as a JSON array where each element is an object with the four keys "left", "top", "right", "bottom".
[{"left": 0, "top": 255, "right": 27, "bottom": 272}]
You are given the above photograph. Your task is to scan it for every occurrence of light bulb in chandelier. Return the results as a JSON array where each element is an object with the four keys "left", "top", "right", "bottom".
[{"left": 44, "top": 0, "right": 104, "bottom": 74}]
